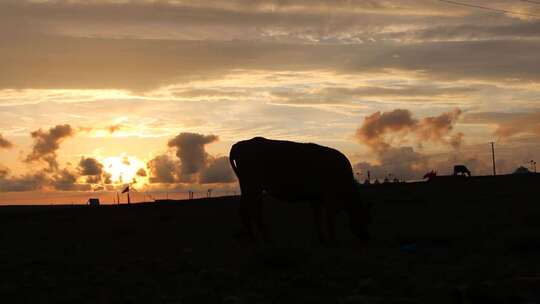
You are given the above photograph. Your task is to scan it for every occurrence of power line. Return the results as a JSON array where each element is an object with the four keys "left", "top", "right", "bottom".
[{"left": 437, "top": 0, "right": 540, "bottom": 18}]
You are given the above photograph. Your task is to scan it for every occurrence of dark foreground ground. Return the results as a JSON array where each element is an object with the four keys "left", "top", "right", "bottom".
[{"left": 1, "top": 174, "right": 540, "bottom": 303}]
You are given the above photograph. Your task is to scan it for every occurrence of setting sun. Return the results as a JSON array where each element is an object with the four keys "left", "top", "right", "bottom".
[{"left": 101, "top": 155, "right": 147, "bottom": 186}]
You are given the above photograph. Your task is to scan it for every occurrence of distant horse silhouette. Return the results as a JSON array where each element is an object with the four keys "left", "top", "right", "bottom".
[
  {"left": 229, "top": 137, "right": 371, "bottom": 244},
  {"left": 453, "top": 165, "right": 471, "bottom": 177}
]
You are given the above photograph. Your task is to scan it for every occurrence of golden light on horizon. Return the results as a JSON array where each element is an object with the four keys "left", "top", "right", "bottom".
[{"left": 102, "top": 155, "right": 147, "bottom": 187}]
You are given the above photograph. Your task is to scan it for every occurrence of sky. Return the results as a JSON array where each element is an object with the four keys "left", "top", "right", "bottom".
[{"left": 0, "top": 0, "right": 539, "bottom": 204}]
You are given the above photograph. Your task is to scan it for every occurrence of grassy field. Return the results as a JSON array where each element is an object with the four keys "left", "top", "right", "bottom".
[{"left": 1, "top": 174, "right": 539, "bottom": 303}]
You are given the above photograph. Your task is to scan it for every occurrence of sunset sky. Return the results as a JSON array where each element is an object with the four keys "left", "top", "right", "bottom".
[{"left": 1, "top": 0, "right": 539, "bottom": 204}]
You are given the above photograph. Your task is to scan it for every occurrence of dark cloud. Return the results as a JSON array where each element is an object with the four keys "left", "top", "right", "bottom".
[
  {"left": 2, "top": 0, "right": 540, "bottom": 91},
  {"left": 167, "top": 132, "right": 218, "bottom": 176},
  {"left": 0, "top": 134, "right": 13, "bottom": 149},
  {"left": 390, "top": 22, "right": 540, "bottom": 42},
  {"left": 199, "top": 156, "right": 236, "bottom": 184},
  {"left": 0, "top": 165, "right": 8, "bottom": 178},
  {"left": 77, "top": 157, "right": 111, "bottom": 185},
  {"left": 0, "top": 171, "right": 48, "bottom": 192},
  {"left": 271, "top": 85, "right": 477, "bottom": 105},
  {"left": 50, "top": 168, "right": 90, "bottom": 191},
  {"left": 147, "top": 133, "right": 235, "bottom": 185},
  {"left": 78, "top": 157, "right": 103, "bottom": 176},
  {"left": 3, "top": 35, "right": 540, "bottom": 91},
  {"left": 147, "top": 154, "right": 183, "bottom": 184},
  {"left": 0, "top": 166, "right": 93, "bottom": 192},
  {"left": 25, "top": 124, "right": 75, "bottom": 171}
]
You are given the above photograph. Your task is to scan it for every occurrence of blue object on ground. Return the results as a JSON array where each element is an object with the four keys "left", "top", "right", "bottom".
[{"left": 400, "top": 243, "right": 417, "bottom": 253}]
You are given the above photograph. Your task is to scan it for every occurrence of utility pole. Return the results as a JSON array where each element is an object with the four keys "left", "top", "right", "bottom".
[{"left": 490, "top": 142, "right": 496, "bottom": 176}]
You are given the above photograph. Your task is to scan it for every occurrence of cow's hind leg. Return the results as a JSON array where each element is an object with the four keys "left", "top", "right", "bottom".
[
  {"left": 325, "top": 203, "right": 338, "bottom": 245},
  {"left": 239, "top": 187, "right": 269, "bottom": 244},
  {"left": 311, "top": 201, "right": 328, "bottom": 244},
  {"left": 238, "top": 192, "right": 256, "bottom": 242}
]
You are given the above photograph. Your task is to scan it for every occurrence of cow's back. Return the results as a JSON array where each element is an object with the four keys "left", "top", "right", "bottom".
[{"left": 230, "top": 137, "right": 355, "bottom": 200}]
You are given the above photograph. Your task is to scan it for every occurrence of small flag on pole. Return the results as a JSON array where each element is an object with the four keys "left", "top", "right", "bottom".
[{"left": 121, "top": 186, "right": 131, "bottom": 204}]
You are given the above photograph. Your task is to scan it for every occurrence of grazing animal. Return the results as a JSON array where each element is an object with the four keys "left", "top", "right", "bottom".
[
  {"left": 229, "top": 137, "right": 371, "bottom": 243},
  {"left": 423, "top": 170, "right": 437, "bottom": 180},
  {"left": 453, "top": 165, "right": 471, "bottom": 177}
]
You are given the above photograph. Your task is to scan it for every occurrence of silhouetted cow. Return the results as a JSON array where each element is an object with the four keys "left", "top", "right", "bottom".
[
  {"left": 229, "top": 137, "right": 371, "bottom": 244},
  {"left": 453, "top": 165, "right": 471, "bottom": 177}
]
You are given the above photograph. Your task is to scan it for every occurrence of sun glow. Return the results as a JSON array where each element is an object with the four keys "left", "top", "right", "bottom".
[{"left": 102, "top": 155, "right": 147, "bottom": 186}]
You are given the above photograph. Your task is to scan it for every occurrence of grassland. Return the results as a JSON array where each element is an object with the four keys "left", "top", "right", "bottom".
[{"left": 1, "top": 174, "right": 539, "bottom": 303}]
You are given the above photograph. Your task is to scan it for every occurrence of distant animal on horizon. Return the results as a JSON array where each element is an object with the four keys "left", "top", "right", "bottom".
[
  {"left": 423, "top": 170, "right": 437, "bottom": 180},
  {"left": 453, "top": 165, "right": 471, "bottom": 177},
  {"left": 229, "top": 137, "right": 371, "bottom": 244}
]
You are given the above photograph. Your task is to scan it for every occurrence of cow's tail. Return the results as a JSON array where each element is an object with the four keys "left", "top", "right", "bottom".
[{"left": 229, "top": 144, "right": 240, "bottom": 178}]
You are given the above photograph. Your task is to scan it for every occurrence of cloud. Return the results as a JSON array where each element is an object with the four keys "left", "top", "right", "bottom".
[
  {"left": 136, "top": 168, "right": 147, "bottom": 177},
  {"left": 354, "top": 146, "right": 429, "bottom": 181},
  {"left": 355, "top": 108, "right": 462, "bottom": 152},
  {"left": 50, "top": 168, "right": 90, "bottom": 191},
  {"left": 354, "top": 108, "right": 464, "bottom": 180},
  {"left": 199, "top": 156, "right": 236, "bottom": 184},
  {"left": 416, "top": 108, "right": 462, "bottom": 144},
  {"left": 2, "top": 0, "right": 540, "bottom": 92},
  {"left": 147, "top": 132, "right": 235, "bottom": 185},
  {"left": 0, "top": 165, "right": 94, "bottom": 192},
  {"left": 77, "top": 156, "right": 113, "bottom": 185},
  {"left": 0, "top": 171, "right": 49, "bottom": 192},
  {"left": 494, "top": 111, "right": 540, "bottom": 139},
  {"left": 167, "top": 132, "right": 219, "bottom": 176},
  {"left": 0, "top": 133, "right": 13, "bottom": 149},
  {"left": 147, "top": 154, "right": 183, "bottom": 184},
  {"left": 464, "top": 110, "right": 540, "bottom": 140},
  {"left": 389, "top": 22, "right": 540, "bottom": 42},
  {"left": 270, "top": 85, "right": 477, "bottom": 105},
  {"left": 107, "top": 124, "right": 122, "bottom": 134},
  {"left": 0, "top": 165, "right": 8, "bottom": 178},
  {"left": 355, "top": 109, "right": 417, "bottom": 152},
  {"left": 78, "top": 157, "right": 103, "bottom": 176},
  {"left": 3, "top": 35, "right": 540, "bottom": 92},
  {"left": 25, "top": 124, "right": 75, "bottom": 171}
]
